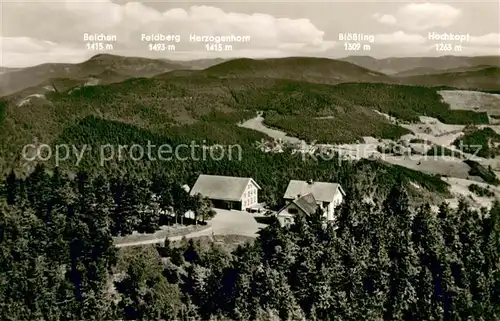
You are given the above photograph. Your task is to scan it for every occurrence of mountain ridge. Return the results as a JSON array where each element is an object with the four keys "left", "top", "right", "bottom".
[
  {"left": 4, "top": 54, "right": 500, "bottom": 98},
  {"left": 0, "top": 54, "right": 187, "bottom": 97},
  {"left": 202, "top": 56, "right": 391, "bottom": 84},
  {"left": 340, "top": 55, "right": 500, "bottom": 75}
]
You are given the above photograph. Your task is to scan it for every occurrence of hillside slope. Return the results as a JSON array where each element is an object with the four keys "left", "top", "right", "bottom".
[
  {"left": 0, "top": 69, "right": 466, "bottom": 200},
  {"left": 397, "top": 67, "right": 500, "bottom": 91},
  {"left": 341, "top": 55, "right": 500, "bottom": 75},
  {"left": 393, "top": 64, "right": 497, "bottom": 77},
  {"left": 203, "top": 57, "right": 391, "bottom": 84},
  {"left": 203, "top": 56, "right": 499, "bottom": 90},
  {"left": 0, "top": 54, "right": 186, "bottom": 97},
  {"left": 0, "top": 70, "right": 490, "bottom": 173},
  {"left": 164, "top": 58, "right": 232, "bottom": 70}
]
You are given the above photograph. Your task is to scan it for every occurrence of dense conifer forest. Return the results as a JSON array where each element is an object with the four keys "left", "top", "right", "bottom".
[
  {"left": 12, "top": 116, "right": 450, "bottom": 206},
  {"left": 0, "top": 76, "right": 490, "bottom": 171},
  {"left": 0, "top": 164, "right": 499, "bottom": 320}
]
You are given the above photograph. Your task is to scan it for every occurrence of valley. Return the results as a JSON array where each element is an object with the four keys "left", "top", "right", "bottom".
[{"left": 241, "top": 102, "right": 500, "bottom": 210}]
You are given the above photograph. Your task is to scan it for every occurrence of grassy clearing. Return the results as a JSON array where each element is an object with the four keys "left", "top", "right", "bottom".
[{"left": 426, "top": 145, "right": 463, "bottom": 158}]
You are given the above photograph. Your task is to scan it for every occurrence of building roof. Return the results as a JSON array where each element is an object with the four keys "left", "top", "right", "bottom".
[
  {"left": 292, "top": 193, "right": 319, "bottom": 215},
  {"left": 278, "top": 193, "right": 318, "bottom": 216},
  {"left": 189, "top": 174, "right": 261, "bottom": 202},
  {"left": 283, "top": 180, "right": 345, "bottom": 203}
]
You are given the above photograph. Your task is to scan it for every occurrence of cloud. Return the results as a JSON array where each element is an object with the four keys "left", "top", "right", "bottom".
[
  {"left": 469, "top": 33, "right": 500, "bottom": 47},
  {"left": 123, "top": 2, "right": 162, "bottom": 23},
  {"left": 1, "top": 1, "right": 335, "bottom": 66},
  {"left": 371, "top": 31, "right": 499, "bottom": 56},
  {"left": 372, "top": 14, "right": 396, "bottom": 26},
  {"left": 162, "top": 8, "right": 189, "bottom": 20},
  {"left": 1, "top": 37, "right": 89, "bottom": 67},
  {"left": 373, "top": 3, "right": 462, "bottom": 31},
  {"left": 1, "top": 37, "right": 58, "bottom": 53},
  {"left": 464, "top": 34, "right": 500, "bottom": 55},
  {"left": 375, "top": 31, "right": 427, "bottom": 45}
]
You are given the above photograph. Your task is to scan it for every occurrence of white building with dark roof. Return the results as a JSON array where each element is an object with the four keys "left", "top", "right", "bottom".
[
  {"left": 189, "top": 174, "right": 261, "bottom": 211},
  {"left": 283, "top": 179, "right": 345, "bottom": 221},
  {"left": 277, "top": 193, "right": 319, "bottom": 226}
]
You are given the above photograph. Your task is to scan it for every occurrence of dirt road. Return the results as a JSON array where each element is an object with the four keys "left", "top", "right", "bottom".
[
  {"left": 115, "top": 209, "right": 265, "bottom": 248},
  {"left": 115, "top": 226, "right": 214, "bottom": 248}
]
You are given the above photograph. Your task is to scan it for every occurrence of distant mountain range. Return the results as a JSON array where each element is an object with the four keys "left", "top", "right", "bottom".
[
  {"left": 2, "top": 54, "right": 499, "bottom": 99},
  {"left": 396, "top": 66, "right": 500, "bottom": 91},
  {"left": 0, "top": 55, "right": 235, "bottom": 97},
  {"left": 0, "top": 54, "right": 188, "bottom": 97},
  {"left": 340, "top": 55, "right": 500, "bottom": 75},
  {"left": 392, "top": 65, "right": 497, "bottom": 77},
  {"left": 0, "top": 67, "right": 21, "bottom": 75},
  {"left": 200, "top": 57, "right": 499, "bottom": 90}
]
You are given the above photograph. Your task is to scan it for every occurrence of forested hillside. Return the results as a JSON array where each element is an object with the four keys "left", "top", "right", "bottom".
[
  {"left": 398, "top": 67, "right": 500, "bottom": 91},
  {"left": 202, "top": 57, "right": 391, "bottom": 84},
  {"left": 6, "top": 113, "right": 450, "bottom": 208},
  {"left": 0, "top": 74, "right": 489, "bottom": 172},
  {"left": 1, "top": 166, "right": 498, "bottom": 320}
]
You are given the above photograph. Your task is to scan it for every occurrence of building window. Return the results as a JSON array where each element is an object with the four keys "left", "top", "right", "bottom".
[{"left": 288, "top": 208, "right": 298, "bottom": 214}]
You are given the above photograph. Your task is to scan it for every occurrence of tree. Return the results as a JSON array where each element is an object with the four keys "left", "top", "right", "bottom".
[
  {"left": 110, "top": 175, "right": 141, "bottom": 235},
  {"left": 4, "top": 170, "right": 21, "bottom": 205},
  {"left": 117, "top": 250, "right": 183, "bottom": 320},
  {"left": 191, "top": 193, "right": 216, "bottom": 224},
  {"left": 171, "top": 183, "right": 189, "bottom": 225}
]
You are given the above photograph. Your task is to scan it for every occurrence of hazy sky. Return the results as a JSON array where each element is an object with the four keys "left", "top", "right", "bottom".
[{"left": 1, "top": 0, "right": 499, "bottom": 67}]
